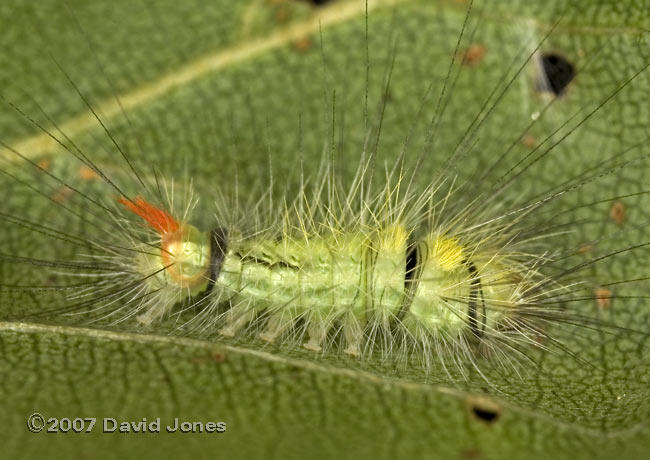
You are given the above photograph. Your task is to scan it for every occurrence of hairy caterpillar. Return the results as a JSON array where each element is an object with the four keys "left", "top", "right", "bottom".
[
  {"left": 1, "top": 0, "right": 649, "bottom": 400},
  {"left": 114, "top": 172, "right": 543, "bottom": 362}
]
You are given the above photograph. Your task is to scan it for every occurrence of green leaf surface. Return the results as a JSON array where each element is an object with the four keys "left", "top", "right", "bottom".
[{"left": 1, "top": 0, "right": 649, "bottom": 458}]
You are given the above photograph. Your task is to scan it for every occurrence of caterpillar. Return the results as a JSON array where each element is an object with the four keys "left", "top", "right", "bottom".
[
  {"left": 1, "top": 0, "right": 649, "bottom": 396},
  {"left": 114, "top": 175, "right": 542, "bottom": 361}
]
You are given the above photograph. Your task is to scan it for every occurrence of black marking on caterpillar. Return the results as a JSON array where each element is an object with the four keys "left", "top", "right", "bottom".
[
  {"left": 464, "top": 258, "right": 487, "bottom": 339},
  {"left": 202, "top": 227, "right": 229, "bottom": 297}
]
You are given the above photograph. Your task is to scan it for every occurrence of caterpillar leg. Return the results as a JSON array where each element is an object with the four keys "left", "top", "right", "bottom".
[
  {"left": 259, "top": 313, "right": 295, "bottom": 343},
  {"left": 137, "top": 309, "right": 162, "bottom": 327},
  {"left": 136, "top": 299, "right": 172, "bottom": 327},
  {"left": 302, "top": 311, "right": 364, "bottom": 355},
  {"left": 303, "top": 317, "right": 329, "bottom": 351},
  {"left": 219, "top": 303, "right": 256, "bottom": 337},
  {"left": 343, "top": 315, "right": 363, "bottom": 357}
]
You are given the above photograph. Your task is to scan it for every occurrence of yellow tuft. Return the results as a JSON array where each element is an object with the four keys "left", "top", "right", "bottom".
[
  {"left": 377, "top": 224, "right": 408, "bottom": 252},
  {"left": 429, "top": 235, "right": 465, "bottom": 271}
]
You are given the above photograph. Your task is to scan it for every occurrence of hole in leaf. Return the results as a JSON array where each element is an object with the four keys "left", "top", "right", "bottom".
[
  {"left": 466, "top": 396, "right": 502, "bottom": 425},
  {"left": 537, "top": 52, "right": 575, "bottom": 96},
  {"left": 301, "top": 0, "right": 334, "bottom": 6},
  {"left": 472, "top": 407, "right": 499, "bottom": 423}
]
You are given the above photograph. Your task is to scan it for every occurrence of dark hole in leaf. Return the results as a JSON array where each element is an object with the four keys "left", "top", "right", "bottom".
[
  {"left": 538, "top": 52, "right": 575, "bottom": 96},
  {"left": 304, "top": 0, "right": 334, "bottom": 6},
  {"left": 466, "top": 396, "right": 502, "bottom": 425},
  {"left": 471, "top": 406, "right": 499, "bottom": 423}
]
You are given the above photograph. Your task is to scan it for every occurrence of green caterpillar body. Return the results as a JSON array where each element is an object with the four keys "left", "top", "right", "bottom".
[{"left": 131, "top": 202, "right": 525, "bottom": 357}]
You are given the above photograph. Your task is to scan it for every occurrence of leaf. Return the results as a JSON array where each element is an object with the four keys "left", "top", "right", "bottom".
[{"left": 1, "top": 0, "right": 649, "bottom": 458}]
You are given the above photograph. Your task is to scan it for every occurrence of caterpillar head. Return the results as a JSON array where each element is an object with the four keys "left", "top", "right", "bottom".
[{"left": 119, "top": 196, "right": 211, "bottom": 292}]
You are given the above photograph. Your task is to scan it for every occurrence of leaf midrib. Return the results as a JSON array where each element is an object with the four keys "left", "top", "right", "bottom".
[{"left": 1, "top": 0, "right": 404, "bottom": 163}]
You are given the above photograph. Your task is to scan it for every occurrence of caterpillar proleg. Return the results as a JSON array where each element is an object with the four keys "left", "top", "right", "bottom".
[{"left": 1, "top": 0, "right": 649, "bottom": 405}]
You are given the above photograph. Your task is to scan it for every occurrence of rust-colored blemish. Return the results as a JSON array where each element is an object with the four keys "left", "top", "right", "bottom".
[
  {"left": 522, "top": 134, "right": 536, "bottom": 148},
  {"left": 578, "top": 243, "right": 593, "bottom": 254},
  {"left": 52, "top": 185, "right": 73, "bottom": 203},
  {"left": 211, "top": 352, "right": 227, "bottom": 363},
  {"left": 595, "top": 288, "right": 612, "bottom": 310},
  {"left": 609, "top": 201, "right": 625, "bottom": 224},
  {"left": 460, "top": 44, "right": 486, "bottom": 66},
  {"left": 78, "top": 165, "right": 100, "bottom": 181},
  {"left": 37, "top": 158, "right": 51, "bottom": 170},
  {"left": 45, "top": 275, "right": 58, "bottom": 286},
  {"left": 275, "top": 5, "right": 289, "bottom": 23},
  {"left": 293, "top": 36, "right": 312, "bottom": 52},
  {"left": 531, "top": 329, "right": 548, "bottom": 347},
  {"left": 460, "top": 449, "right": 482, "bottom": 459},
  {"left": 192, "top": 351, "right": 227, "bottom": 364}
]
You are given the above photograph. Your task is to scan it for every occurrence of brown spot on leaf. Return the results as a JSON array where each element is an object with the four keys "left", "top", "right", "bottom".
[
  {"left": 37, "top": 158, "right": 51, "bottom": 170},
  {"left": 609, "top": 201, "right": 625, "bottom": 224},
  {"left": 522, "top": 134, "right": 536, "bottom": 148},
  {"left": 211, "top": 352, "right": 227, "bottom": 363},
  {"left": 45, "top": 275, "right": 58, "bottom": 286},
  {"left": 293, "top": 36, "right": 312, "bottom": 52},
  {"left": 275, "top": 5, "right": 289, "bottom": 23},
  {"left": 52, "top": 185, "right": 73, "bottom": 203},
  {"left": 460, "top": 44, "right": 486, "bottom": 66},
  {"left": 595, "top": 288, "right": 612, "bottom": 310},
  {"left": 531, "top": 329, "right": 548, "bottom": 347},
  {"left": 460, "top": 449, "right": 482, "bottom": 459},
  {"left": 78, "top": 165, "right": 100, "bottom": 181},
  {"left": 578, "top": 243, "right": 593, "bottom": 254},
  {"left": 192, "top": 351, "right": 227, "bottom": 364}
]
